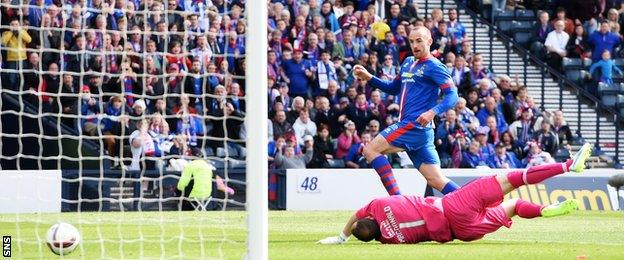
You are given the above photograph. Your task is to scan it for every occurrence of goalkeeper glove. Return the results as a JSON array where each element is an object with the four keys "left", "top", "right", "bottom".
[{"left": 316, "top": 233, "right": 349, "bottom": 245}]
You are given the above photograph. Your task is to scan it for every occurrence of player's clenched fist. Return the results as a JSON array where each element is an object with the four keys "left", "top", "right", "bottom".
[{"left": 352, "top": 65, "right": 372, "bottom": 81}]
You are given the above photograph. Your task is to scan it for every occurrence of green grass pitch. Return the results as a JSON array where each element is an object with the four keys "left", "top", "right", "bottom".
[{"left": 1, "top": 211, "right": 623, "bottom": 259}]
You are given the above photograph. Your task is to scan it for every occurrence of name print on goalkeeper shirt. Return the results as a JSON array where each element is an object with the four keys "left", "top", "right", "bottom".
[{"left": 380, "top": 206, "right": 406, "bottom": 243}]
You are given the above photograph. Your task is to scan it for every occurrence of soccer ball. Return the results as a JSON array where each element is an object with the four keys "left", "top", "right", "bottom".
[{"left": 46, "top": 222, "right": 81, "bottom": 255}]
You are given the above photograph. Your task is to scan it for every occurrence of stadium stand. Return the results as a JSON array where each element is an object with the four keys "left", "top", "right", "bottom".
[
  {"left": 266, "top": 0, "right": 622, "bottom": 170},
  {"left": 448, "top": 0, "right": 623, "bottom": 167},
  {"left": 1, "top": 0, "right": 622, "bottom": 174},
  {"left": 0, "top": 0, "right": 248, "bottom": 171}
]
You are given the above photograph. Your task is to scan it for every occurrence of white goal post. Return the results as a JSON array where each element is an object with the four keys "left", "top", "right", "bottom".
[{"left": 245, "top": 0, "right": 268, "bottom": 259}]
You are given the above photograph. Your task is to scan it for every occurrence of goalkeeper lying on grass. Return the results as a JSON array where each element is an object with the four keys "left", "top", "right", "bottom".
[{"left": 318, "top": 143, "right": 593, "bottom": 245}]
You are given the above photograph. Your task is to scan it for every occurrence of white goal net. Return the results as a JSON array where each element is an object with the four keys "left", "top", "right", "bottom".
[{"left": 0, "top": 0, "right": 267, "bottom": 258}]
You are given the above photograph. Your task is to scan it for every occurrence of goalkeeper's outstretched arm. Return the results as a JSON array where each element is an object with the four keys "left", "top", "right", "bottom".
[
  {"left": 341, "top": 214, "right": 358, "bottom": 238},
  {"left": 317, "top": 214, "right": 358, "bottom": 244}
]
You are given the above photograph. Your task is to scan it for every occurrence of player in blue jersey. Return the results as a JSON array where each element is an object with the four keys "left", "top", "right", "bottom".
[{"left": 352, "top": 26, "right": 460, "bottom": 196}]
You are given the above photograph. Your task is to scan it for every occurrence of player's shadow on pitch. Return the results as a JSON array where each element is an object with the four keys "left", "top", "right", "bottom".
[{"left": 301, "top": 240, "right": 525, "bottom": 246}]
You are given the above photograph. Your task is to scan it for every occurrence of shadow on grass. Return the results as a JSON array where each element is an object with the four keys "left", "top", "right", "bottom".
[{"left": 270, "top": 239, "right": 526, "bottom": 246}]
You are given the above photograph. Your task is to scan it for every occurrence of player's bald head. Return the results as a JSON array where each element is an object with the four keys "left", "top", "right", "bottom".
[
  {"left": 352, "top": 218, "right": 380, "bottom": 242},
  {"left": 409, "top": 26, "right": 432, "bottom": 42}
]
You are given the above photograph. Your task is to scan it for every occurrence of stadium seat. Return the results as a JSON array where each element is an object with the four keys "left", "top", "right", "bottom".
[
  {"left": 572, "top": 130, "right": 586, "bottom": 146},
  {"left": 511, "top": 21, "right": 534, "bottom": 32},
  {"left": 513, "top": 31, "right": 532, "bottom": 48},
  {"left": 613, "top": 73, "right": 624, "bottom": 84},
  {"left": 598, "top": 83, "right": 623, "bottom": 107},
  {"left": 217, "top": 147, "right": 226, "bottom": 158},
  {"left": 211, "top": 159, "right": 225, "bottom": 169},
  {"left": 554, "top": 148, "right": 571, "bottom": 162},
  {"left": 615, "top": 59, "right": 624, "bottom": 71},
  {"left": 562, "top": 58, "right": 582, "bottom": 70},
  {"left": 515, "top": 9, "right": 535, "bottom": 21},
  {"left": 216, "top": 147, "right": 239, "bottom": 158},
  {"left": 204, "top": 122, "right": 214, "bottom": 135},
  {"left": 327, "top": 159, "right": 345, "bottom": 168},
  {"left": 496, "top": 20, "right": 514, "bottom": 34},
  {"left": 496, "top": 10, "right": 515, "bottom": 21},
  {"left": 481, "top": 9, "right": 492, "bottom": 21},
  {"left": 617, "top": 94, "right": 624, "bottom": 116},
  {"left": 582, "top": 58, "right": 593, "bottom": 70},
  {"left": 229, "top": 159, "right": 246, "bottom": 169},
  {"left": 122, "top": 145, "right": 132, "bottom": 158},
  {"left": 565, "top": 70, "right": 584, "bottom": 84},
  {"left": 585, "top": 83, "right": 600, "bottom": 98}
]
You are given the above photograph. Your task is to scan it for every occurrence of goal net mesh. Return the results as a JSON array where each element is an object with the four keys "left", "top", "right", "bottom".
[{"left": 0, "top": 0, "right": 253, "bottom": 258}]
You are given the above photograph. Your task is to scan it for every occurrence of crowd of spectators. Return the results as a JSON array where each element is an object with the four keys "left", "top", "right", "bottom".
[
  {"left": 0, "top": 0, "right": 583, "bottom": 171},
  {"left": 0, "top": 0, "right": 248, "bottom": 170},
  {"left": 268, "top": 0, "right": 577, "bottom": 170},
  {"left": 490, "top": 1, "right": 624, "bottom": 96}
]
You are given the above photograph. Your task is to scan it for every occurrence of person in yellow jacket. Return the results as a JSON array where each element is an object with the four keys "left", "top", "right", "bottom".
[
  {"left": 176, "top": 159, "right": 234, "bottom": 210},
  {"left": 1, "top": 18, "right": 32, "bottom": 88}
]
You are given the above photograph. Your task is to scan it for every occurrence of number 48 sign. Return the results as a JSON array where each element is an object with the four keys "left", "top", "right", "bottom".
[{"left": 297, "top": 175, "right": 320, "bottom": 193}]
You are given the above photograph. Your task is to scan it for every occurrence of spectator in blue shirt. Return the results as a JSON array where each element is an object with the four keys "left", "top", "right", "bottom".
[
  {"left": 460, "top": 140, "right": 488, "bottom": 168},
  {"left": 488, "top": 142, "right": 521, "bottom": 169},
  {"left": 77, "top": 85, "right": 101, "bottom": 136},
  {"left": 589, "top": 50, "right": 623, "bottom": 85},
  {"left": 282, "top": 49, "right": 313, "bottom": 98},
  {"left": 446, "top": 9, "right": 466, "bottom": 54},
  {"left": 320, "top": 1, "right": 341, "bottom": 33},
  {"left": 269, "top": 135, "right": 286, "bottom": 164},
  {"left": 532, "top": 120, "right": 559, "bottom": 156},
  {"left": 225, "top": 31, "right": 245, "bottom": 72},
  {"left": 102, "top": 95, "right": 125, "bottom": 134},
  {"left": 399, "top": 0, "right": 418, "bottom": 19},
  {"left": 476, "top": 97, "right": 508, "bottom": 133},
  {"left": 475, "top": 126, "right": 495, "bottom": 159},
  {"left": 588, "top": 21, "right": 621, "bottom": 62},
  {"left": 28, "top": 0, "right": 45, "bottom": 28},
  {"left": 353, "top": 0, "right": 371, "bottom": 11},
  {"left": 370, "top": 31, "right": 399, "bottom": 66},
  {"left": 183, "top": 59, "right": 206, "bottom": 112},
  {"left": 102, "top": 95, "right": 130, "bottom": 160},
  {"left": 385, "top": 3, "right": 408, "bottom": 34},
  {"left": 344, "top": 132, "right": 372, "bottom": 168}
]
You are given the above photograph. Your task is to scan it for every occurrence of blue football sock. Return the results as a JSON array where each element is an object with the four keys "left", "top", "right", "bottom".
[{"left": 440, "top": 181, "right": 460, "bottom": 195}]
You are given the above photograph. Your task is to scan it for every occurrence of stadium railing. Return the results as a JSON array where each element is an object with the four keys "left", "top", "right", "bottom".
[
  {"left": 421, "top": 0, "right": 623, "bottom": 167},
  {"left": 0, "top": 91, "right": 103, "bottom": 169}
]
